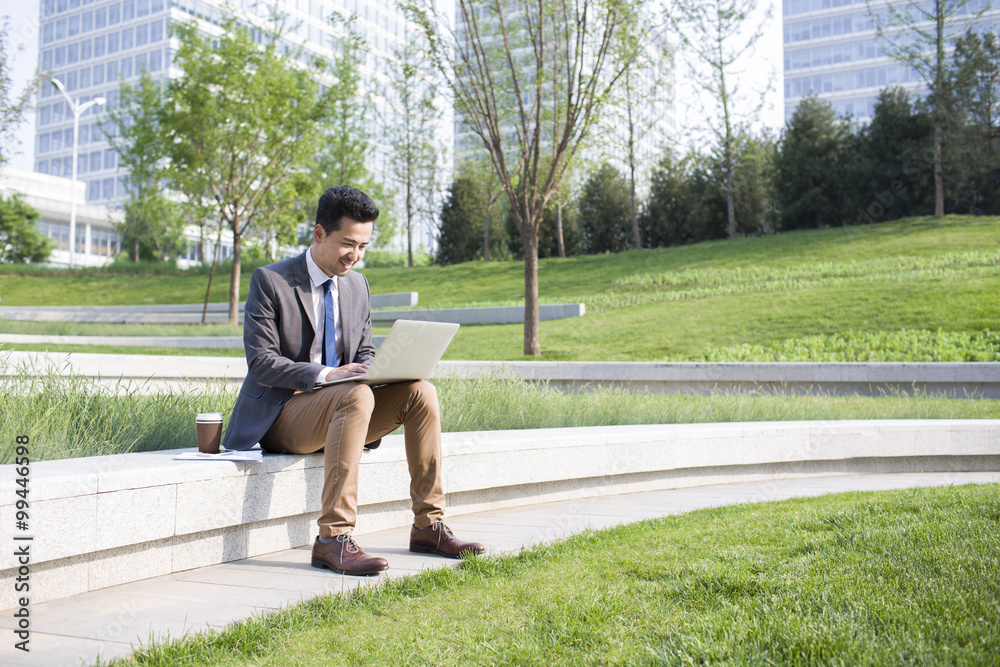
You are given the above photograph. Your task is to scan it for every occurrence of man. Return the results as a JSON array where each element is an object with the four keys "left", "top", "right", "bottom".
[{"left": 223, "top": 185, "right": 484, "bottom": 575}]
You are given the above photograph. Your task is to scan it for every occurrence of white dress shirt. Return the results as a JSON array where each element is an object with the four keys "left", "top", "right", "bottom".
[{"left": 305, "top": 248, "right": 343, "bottom": 383}]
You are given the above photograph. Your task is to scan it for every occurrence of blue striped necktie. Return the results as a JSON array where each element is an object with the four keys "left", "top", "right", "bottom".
[{"left": 322, "top": 279, "right": 337, "bottom": 367}]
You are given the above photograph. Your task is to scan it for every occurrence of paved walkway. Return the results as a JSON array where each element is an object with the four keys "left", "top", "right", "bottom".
[{"left": 2, "top": 471, "right": 997, "bottom": 667}]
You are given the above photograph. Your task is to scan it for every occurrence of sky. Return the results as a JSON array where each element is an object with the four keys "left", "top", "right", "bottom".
[{"left": 2, "top": 0, "right": 785, "bottom": 174}]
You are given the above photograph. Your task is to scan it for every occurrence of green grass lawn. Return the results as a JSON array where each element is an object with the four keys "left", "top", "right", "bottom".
[
  {"left": 100, "top": 484, "right": 1000, "bottom": 666},
  {"left": 1, "top": 215, "right": 998, "bottom": 360}
]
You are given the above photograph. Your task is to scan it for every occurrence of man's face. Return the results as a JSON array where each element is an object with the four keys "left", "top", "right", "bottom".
[{"left": 311, "top": 217, "right": 373, "bottom": 277}]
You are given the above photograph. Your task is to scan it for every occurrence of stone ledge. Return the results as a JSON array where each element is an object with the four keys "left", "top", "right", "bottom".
[
  {"left": 4, "top": 352, "right": 998, "bottom": 397},
  {"left": 0, "top": 419, "right": 997, "bottom": 608}
]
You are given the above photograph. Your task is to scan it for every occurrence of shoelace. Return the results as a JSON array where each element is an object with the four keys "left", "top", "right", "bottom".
[{"left": 336, "top": 533, "right": 360, "bottom": 553}]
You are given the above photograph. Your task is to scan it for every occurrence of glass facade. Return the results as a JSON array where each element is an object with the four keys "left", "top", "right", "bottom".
[
  {"left": 783, "top": 0, "right": 1000, "bottom": 122},
  {"left": 33, "top": 0, "right": 419, "bottom": 208}
]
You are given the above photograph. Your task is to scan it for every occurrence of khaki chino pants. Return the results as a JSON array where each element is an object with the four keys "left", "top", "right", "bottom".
[{"left": 259, "top": 380, "right": 445, "bottom": 537}]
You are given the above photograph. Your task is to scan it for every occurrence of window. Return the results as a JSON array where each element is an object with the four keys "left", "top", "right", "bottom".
[
  {"left": 64, "top": 128, "right": 74, "bottom": 148},
  {"left": 78, "top": 154, "right": 88, "bottom": 174},
  {"left": 103, "top": 177, "right": 115, "bottom": 199},
  {"left": 91, "top": 123, "right": 102, "bottom": 142},
  {"left": 82, "top": 10, "right": 93, "bottom": 32},
  {"left": 108, "top": 31, "right": 119, "bottom": 53},
  {"left": 57, "top": 0, "right": 67, "bottom": 12},
  {"left": 121, "top": 56, "right": 133, "bottom": 78},
  {"left": 109, "top": 2, "right": 120, "bottom": 25},
  {"left": 42, "top": 50, "right": 54, "bottom": 69},
  {"left": 38, "top": 133, "right": 51, "bottom": 153},
  {"left": 56, "top": 18, "right": 67, "bottom": 40},
  {"left": 89, "top": 180, "right": 101, "bottom": 201},
  {"left": 68, "top": 42, "right": 79, "bottom": 64},
  {"left": 103, "top": 149, "right": 116, "bottom": 170},
  {"left": 50, "top": 159, "right": 62, "bottom": 177},
  {"left": 52, "top": 130, "right": 63, "bottom": 151},
  {"left": 137, "top": 0, "right": 149, "bottom": 16},
  {"left": 43, "top": 23, "right": 54, "bottom": 44},
  {"left": 40, "top": 105, "right": 52, "bottom": 126},
  {"left": 151, "top": 0, "right": 163, "bottom": 10},
  {"left": 80, "top": 38, "right": 92, "bottom": 61},
  {"left": 121, "top": 27, "right": 133, "bottom": 50},
  {"left": 53, "top": 101, "right": 65, "bottom": 123},
  {"left": 93, "top": 34, "right": 105, "bottom": 57},
  {"left": 89, "top": 150, "right": 101, "bottom": 171},
  {"left": 55, "top": 46, "right": 66, "bottom": 66},
  {"left": 69, "top": 0, "right": 80, "bottom": 9},
  {"left": 44, "top": 0, "right": 56, "bottom": 17},
  {"left": 150, "top": 19, "right": 162, "bottom": 42},
  {"left": 95, "top": 6, "right": 106, "bottom": 28},
  {"left": 66, "top": 70, "right": 78, "bottom": 90},
  {"left": 37, "top": 160, "right": 50, "bottom": 174},
  {"left": 136, "top": 23, "right": 148, "bottom": 47},
  {"left": 80, "top": 67, "right": 91, "bottom": 89},
  {"left": 149, "top": 48, "right": 162, "bottom": 71},
  {"left": 106, "top": 59, "right": 118, "bottom": 80},
  {"left": 64, "top": 156, "right": 74, "bottom": 176},
  {"left": 122, "top": 0, "right": 134, "bottom": 21},
  {"left": 134, "top": 52, "right": 147, "bottom": 72},
  {"left": 93, "top": 63, "right": 105, "bottom": 85},
  {"left": 69, "top": 14, "right": 80, "bottom": 36}
]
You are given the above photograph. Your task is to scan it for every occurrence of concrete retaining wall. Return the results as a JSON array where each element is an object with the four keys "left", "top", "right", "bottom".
[{"left": 0, "top": 419, "right": 997, "bottom": 609}]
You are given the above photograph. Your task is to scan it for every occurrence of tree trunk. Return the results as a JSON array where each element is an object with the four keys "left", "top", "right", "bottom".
[
  {"left": 934, "top": 112, "right": 945, "bottom": 216},
  {"left": 726, "top": 137, "right": 737, "bottom": 238},
  {"left": 556, "top": 203, "right": 566, "bottom": 258},
  {"left": 201, "top": 225, "right": 224, "bottom": 325},
  {"left": 630, "top": 167, "right": 640, "bottom": 251},
  {"left": 407, "top": 179, "right": 414, "bottom": 268},
  {"left": 133, "top": 237, "right": 140, "bottom": 262},
  {"left": 228, "top": 229, "right": 241, "bottom": 327},
  {"left": 522, "top": 226, "right": 541, "bottom": 356},
  {"left": 484, "top": 207, "right": 491, "bottom": 261}
]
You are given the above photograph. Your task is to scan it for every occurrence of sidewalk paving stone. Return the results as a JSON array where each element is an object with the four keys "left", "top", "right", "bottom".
[{"left": 0, "top": 471, "right": 997, "bottom": 667}]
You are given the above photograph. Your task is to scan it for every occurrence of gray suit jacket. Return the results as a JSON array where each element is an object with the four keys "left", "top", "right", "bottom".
[{"left": 222, "top": 250, "right": 376, "bottom": 451}]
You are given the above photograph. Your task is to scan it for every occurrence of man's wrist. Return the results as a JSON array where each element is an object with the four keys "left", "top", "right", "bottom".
[{"left": 316, "top": 367, "right": 336, "bottom": 384}]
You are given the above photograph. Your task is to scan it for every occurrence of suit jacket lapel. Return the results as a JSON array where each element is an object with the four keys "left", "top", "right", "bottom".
[{"left": 293, "top": 252, "right": 317, "bottom": 336}]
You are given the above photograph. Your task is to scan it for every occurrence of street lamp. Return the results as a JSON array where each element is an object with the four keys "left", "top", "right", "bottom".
[{"left": 51, "top": 77, "right": 106, "bottom": 269}]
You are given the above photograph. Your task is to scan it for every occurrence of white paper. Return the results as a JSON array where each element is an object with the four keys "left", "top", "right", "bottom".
[{"left": 173, "top": 450, "right": 263, "bottom": 462}]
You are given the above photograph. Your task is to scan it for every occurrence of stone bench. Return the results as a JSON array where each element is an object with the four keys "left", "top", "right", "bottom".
[{"left": 1, "top": 419, "right": 997, "bottom": 609}]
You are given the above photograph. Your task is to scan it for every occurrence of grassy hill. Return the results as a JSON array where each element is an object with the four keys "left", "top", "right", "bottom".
[{"left": 1, "top": 215, "right": 998, "bottom": 361}]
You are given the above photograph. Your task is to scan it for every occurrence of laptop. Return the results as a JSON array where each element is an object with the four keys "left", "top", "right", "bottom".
[{"left": 315, "top": 319, "right": 460, "bottom": 387}]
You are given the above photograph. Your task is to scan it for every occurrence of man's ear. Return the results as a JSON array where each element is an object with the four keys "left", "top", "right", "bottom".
[{"left": 313, "top": 224, "right": 324, "bottom": 245}]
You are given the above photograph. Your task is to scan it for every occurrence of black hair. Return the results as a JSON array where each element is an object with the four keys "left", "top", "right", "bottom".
[{"left": 315, "top": 185, "right": 379, "bottom": 233}]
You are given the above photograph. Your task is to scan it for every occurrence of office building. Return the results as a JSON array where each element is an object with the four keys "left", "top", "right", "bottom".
[
  {"left": 30, "top": 0, "right": 440, "bottom": 256},
  {"left": 783, "top": 0, "right": 1000, "bottom": 122}
]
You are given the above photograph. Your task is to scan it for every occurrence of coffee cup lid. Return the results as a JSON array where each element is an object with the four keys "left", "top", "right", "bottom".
[{"left": 196, "top": 412, "right": 224, "bottom": 421}]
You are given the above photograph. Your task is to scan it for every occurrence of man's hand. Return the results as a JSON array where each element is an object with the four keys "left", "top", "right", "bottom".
[{"left": 324, "top": 364, "right": 369, "bottom": 383}]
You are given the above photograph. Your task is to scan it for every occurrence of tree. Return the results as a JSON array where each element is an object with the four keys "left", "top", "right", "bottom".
[
  {"left": 601, "top": 20, "right": 672, "bottom": 251},
  {"left": 854, "top": 87, "right": 934, "bottom": 222},
  {"left": 676, "top": 0, "right": 773, "bottom": 239},
  {"left": 385, "top": 14, "right": 442, "bottom": 268},
  {"left": 773, "top": 94, "right": 853, "bottom": 230},
  {"left": 949, "top": 30, "right": 1000, "bottom": 213},
  {"left": 410, "top": 0, "right": 652, "bottom": 355},
  {"left": 309, "top": 17, "right": 397, "bottom": 248},
  {"left": 0, "top": 17, "right": 38, "bottom": 167},
  {"left": 579, "top": 162, "right": 632, "bottom": 254},
  {"left": 871, "top": 0, "right": 992, "bottom": 216},
  {"left": 437, "top": 170, "right": 488, "bottom": 265},
  {"left": 105, "top": 73, "right": 185, "bottom": 262},
  {"left": 0, "top": 195, "right": 50, "bottom": 263},
  {"left": 159, "top": 19, "right": 334, "bottom": 325}
]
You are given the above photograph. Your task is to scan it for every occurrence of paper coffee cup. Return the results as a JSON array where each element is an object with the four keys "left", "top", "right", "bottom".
[{"left": 196, "top": 412, "right": 224, "bottom": 454}]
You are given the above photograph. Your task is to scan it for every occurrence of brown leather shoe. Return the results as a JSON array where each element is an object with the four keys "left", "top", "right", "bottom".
[
  {"left": 409, "top": 521, "right": 485, "bottom": 558},
  {"left": 311, "top": 535, "right": 388, "bottom": 575}
]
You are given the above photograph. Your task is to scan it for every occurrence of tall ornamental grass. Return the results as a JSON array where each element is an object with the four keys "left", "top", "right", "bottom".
[
  {"left": 0, "top": 354, "right": 236, "bottom": 463},
  {"left": 2, "top": 357, "right": 997, "bottom": 464}
]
